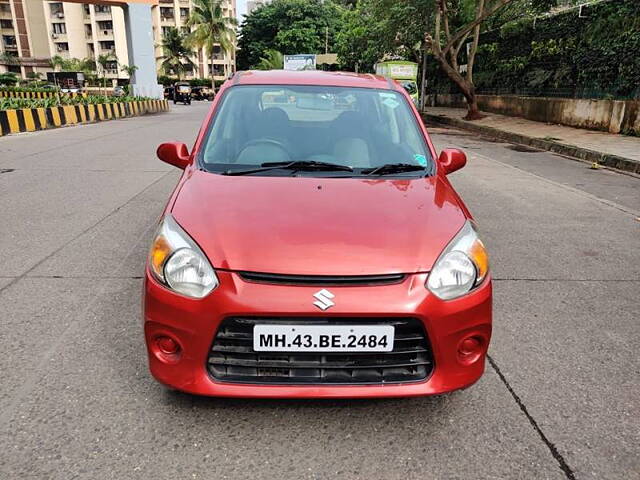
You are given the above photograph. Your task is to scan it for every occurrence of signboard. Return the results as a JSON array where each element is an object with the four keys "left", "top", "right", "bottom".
[
  {"left": 284, "top": 54, "right": 317, "bottom": 71},
  {"left": 375, "top": 62, "right": 418, "bottom": 80}
]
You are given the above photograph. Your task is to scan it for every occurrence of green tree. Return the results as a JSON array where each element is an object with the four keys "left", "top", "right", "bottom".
[
  {"left": 96, "top": 53, "right": 117, "bottom": 94},
  {"left": 256, "top": 49, "right": 284, "bottom": 70},
  {"left": 50, "top": 55, "right": 96, "bottom": 74},
  {"left": 159, "top": 27, "right": 196, "bottom": 80},
  {"left": 186, "top": 0, "right": 237, "bottom": 91},
  {"left": 237, "top": 0, "right": 347, "bottom": 70},
  {"left": 0, "top": 52, "right": 21, "bottom": 67},
  {"left": 120, "top": 64, "right": 138, "bottom": 79},
  {"left": 336, "top": 0, "right": 433, "bottom": 72},
  {"left": 0, "top": 72, "right": 19, "bottom": 86}
]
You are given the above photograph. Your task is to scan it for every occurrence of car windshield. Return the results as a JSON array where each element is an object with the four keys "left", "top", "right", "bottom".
[{"left": 199, "top": 85, "right": 432, "bottom": 176}]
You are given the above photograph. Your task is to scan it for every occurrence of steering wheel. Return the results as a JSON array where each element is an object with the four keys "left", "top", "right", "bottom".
[{"left": 236, "top": 138, "right": 291, "bottom": 163}]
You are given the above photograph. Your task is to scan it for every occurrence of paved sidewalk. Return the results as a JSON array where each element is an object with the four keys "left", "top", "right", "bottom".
[{"left": 423, "top": 106, "right": 640, "bottom": 174}]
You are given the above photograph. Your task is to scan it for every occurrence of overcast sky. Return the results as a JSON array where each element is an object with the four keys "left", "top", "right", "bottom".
[{"left": 236, "top": 0, "right": 247, "bottom": 22}]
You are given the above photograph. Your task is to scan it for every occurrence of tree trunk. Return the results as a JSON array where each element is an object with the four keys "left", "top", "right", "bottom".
[
  {"left": 419, "top": 49, "right": 427, "bottom": 111},
  {"left": 433, "top": 54, "right": 483, "bottom": 120},
  {"left": 210, "top": 54, "right": 216, "bottom": 94}
]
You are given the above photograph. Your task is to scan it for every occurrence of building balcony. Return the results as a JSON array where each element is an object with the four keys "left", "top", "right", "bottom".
[
  {"left": 94, "top": 11, "right": 112, "bottom": 20},
  {"left": 50, "top": 32, "right": 68, "bottom": 42},
  {"left": 97, "top": 29, "right": 114, "bottom": 39},
  {"left": 0, "top": 10, "right": 12, "bottom": 20}
]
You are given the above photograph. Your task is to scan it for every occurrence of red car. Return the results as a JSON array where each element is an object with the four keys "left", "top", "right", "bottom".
[{"left": 144, "top": 71, "right": 491, "bottom": 398}]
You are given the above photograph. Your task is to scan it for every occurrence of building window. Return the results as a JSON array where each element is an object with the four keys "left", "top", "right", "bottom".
[
  {"left": 83, "top": 5, "right": 91, "bottom": 15},
  {"left": 0, "top": 20, "right": 12, "bottom": 29},
  {"left": 105, "top": 60, "right": 118, "bottom": 74},
  {"left": 160, "top": 7, "right": 174, "bottom": 19},
  {"left": 97, "top": 21, "right": 113, "bottom": 31},
  {"left": 2, "top": 35, "right": 17, "bottom": 47},
  {"left": 56, "top": 42, "right": 69, "bottom": 52},
  {"left": 180, "top": 8, "right": 189, "bottom": 18},
  {"left": 49, "top": 3, "right": 64, "bottom": 17},
  {"left": 94, "top": 5, "right": 111, "bottom": 14},
  {"left": 209, "top": 64, "right": 225, "bottom": 76},
  {"left": 52, "top": 23, "right": 66, "bottom": 34},
  {"left": 87, "top": 43, "right": 95, "bottom": 53},
  {"left": 99, "top": 41, "right": 115, "bottom": 51}
]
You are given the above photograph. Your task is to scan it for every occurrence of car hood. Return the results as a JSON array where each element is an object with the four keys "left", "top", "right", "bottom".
[{"left": 171, "top": 171, "right": 467, "bottom": 276}]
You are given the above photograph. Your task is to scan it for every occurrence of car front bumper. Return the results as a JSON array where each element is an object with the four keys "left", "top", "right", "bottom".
[{"left": 143, "top": 270, "right": 492, "bottom": 398}]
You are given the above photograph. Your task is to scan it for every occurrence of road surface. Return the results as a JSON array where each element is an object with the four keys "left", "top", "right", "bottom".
[{"left": 0, "top": 102, "right": 638, "bottom": 479}]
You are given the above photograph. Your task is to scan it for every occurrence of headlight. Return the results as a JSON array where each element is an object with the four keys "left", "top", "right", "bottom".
[
  {"left": 148, "top": 215, "right": 218, "bottom": 298},
  {"left": 426, "top": 221, "right": 489, "bottom": 300}
]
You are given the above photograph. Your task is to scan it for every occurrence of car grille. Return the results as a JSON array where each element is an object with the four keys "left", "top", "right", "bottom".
[
  {"left": 238, "top": 271, "right": 406, "bottom": 286},
  {"left": 207, "top": 317, "right": 434, "bottom": 385}
]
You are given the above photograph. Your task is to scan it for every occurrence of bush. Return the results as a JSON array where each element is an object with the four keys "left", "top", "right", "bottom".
[
  {"left": 0, "top": 94, "right": 156, "bottom": 111},
  {"left": 0, "top": 73, "right": 19, "bottom": 86}
]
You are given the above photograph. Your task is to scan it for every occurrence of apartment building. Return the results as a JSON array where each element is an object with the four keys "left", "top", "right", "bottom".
[
  {"left": 0, "top": 0, "right": 51, "bottom": 76},
  {"left": 154, "top": 0, "right": 236, "bottom": 80},
  {"left": 0, "top": 0, "right": 236, "bottom": 83}
]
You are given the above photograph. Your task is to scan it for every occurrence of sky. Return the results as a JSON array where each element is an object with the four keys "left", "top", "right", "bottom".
[{"left": 236, "top": 0, "right": 247, "bottom": 22}]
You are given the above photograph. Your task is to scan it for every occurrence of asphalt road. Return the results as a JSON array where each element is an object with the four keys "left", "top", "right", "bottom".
[{"left": 0, "top": 102, "right": 638, "bottom": 480}]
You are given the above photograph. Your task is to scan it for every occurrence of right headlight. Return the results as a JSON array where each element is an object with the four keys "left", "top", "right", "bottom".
[
  {"left": 426, "top": 221, "right": 489, "bottom": 300},
  {"left": 148, "top": 215, "right": 218, "bottom": 299}
]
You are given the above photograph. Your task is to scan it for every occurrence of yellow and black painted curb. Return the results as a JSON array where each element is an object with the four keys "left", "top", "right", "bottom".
[
  {"left": 0, "top": 90, "right": 87, "bottom": 99},
  {"left": 0, "top": 99, "right": 169, "bottom": 136}
]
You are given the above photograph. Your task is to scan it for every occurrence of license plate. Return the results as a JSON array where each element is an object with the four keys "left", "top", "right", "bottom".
[{"left": 253, "top": 324, "right": 395, "bottom": 352}]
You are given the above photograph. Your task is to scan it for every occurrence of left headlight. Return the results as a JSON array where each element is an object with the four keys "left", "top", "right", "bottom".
[
  {"left": 148, "top": 215, "right": 218, "bottom": 298},
  {"left": 426, "top": 221, "right": 489, "bottom": 300}
]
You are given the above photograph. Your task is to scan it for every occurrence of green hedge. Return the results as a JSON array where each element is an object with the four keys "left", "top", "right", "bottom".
[
  {"left": 429, "top": 0, "right": 640, "bottom": 100},
  {"left": 0, "top": 95, "right": 154, "bottom": 111}
]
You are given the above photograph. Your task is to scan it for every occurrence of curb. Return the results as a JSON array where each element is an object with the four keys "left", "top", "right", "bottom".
[
  {"left": 0, "top": 99, "right": 169, "bottom": 136},
  {"left": 422, "top": 112, "right": 640, "bottom": 175}
]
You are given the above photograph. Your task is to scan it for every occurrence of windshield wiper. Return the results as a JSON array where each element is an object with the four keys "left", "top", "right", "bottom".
[
  {"left": 222, "top": 160, "right": 354, "bottom": 176},
  {"left": 362, "top": 163, "right": 427, "bottom": 176}
]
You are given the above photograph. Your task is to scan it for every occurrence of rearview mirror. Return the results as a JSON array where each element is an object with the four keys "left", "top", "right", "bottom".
[
  {"left": 157, "top": 142, "right": 190, "bottom": 170},
  {"left": 438, "top": 148, "right": 466, "bottom": 175}
]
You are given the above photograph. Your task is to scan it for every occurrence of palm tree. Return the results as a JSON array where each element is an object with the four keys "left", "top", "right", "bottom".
[
  {"left": 256, "top": 50, "right": 283, "bottom": 70},
  {"left": 186, "top": 0, "right": 237, "bottom": 92},
  {"left": 158, "top": 27, "right": 196, "bottom": 80},
  {"left": 50, "top": 54, "right": 67, "bottom": 72},
  {"left": 96, "top": 53, "right": 117, "bottom": 94},
  {"left": 121, "top": 64, "right": 138, "bottom": 79}
]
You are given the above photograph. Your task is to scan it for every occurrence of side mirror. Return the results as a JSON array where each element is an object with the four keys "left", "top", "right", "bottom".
[
  {"left": 438, "top": 148, "right": 466, "bottom": 175},
  {"left": 157, "top": 142, "right": 190, "bottom": 170}
]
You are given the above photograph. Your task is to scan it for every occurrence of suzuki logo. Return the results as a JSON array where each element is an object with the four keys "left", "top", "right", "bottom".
[{"left": 313, "top": 289, "right": 335, "bottom": 311}]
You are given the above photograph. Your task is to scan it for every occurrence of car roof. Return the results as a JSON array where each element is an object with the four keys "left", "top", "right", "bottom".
[{"left": 232, "top": 70, "right": 396, "bottom": 90}]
